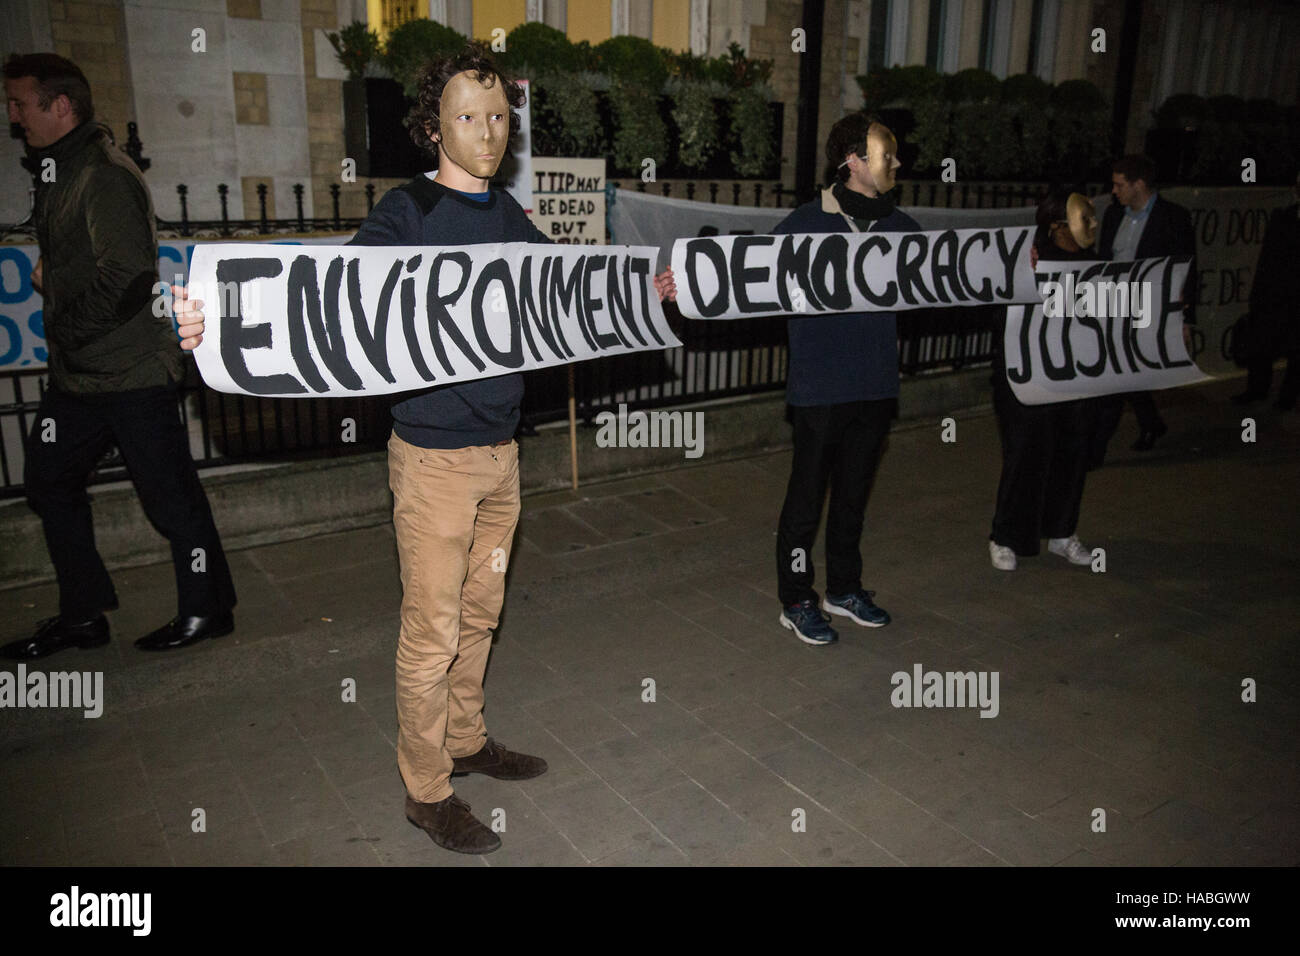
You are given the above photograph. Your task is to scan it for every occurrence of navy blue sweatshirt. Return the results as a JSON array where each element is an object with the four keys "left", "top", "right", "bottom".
[
  {"left": 773, "top": 191, "right": 920, "bottom": 405},
  {"left": 348, "top": 176, "right": 549, "bottom": 448}
]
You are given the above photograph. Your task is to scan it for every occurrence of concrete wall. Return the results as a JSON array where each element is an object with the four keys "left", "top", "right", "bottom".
[{"left": 0, "top": 367, "right": 994, "bottom": 589}]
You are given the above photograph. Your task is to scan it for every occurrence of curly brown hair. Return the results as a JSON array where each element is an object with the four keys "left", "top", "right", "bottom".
[{"left": 403, "top": 41, "right": 526, "bottom": 165}]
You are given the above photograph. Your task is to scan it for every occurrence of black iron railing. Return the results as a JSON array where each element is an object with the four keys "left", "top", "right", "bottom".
[{"left": 0, "top": 175, "right": 1047, "bottom": 496}]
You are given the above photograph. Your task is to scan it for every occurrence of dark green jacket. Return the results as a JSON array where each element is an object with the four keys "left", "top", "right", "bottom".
[{"left": 31, "top": 120, "right": 180, "bottom": 392}]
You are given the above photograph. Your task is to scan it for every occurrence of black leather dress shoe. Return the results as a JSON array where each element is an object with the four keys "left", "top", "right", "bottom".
[
  {"left": 0, "top": 615, "right": 110, "bottom": 661},
  {"left": 134, "top": 611, "right": 234, "bottom": 651}
]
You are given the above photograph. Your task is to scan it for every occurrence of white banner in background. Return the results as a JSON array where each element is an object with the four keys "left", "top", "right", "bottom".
[
  {"left": 609, "top": 188, "right": 1036, "bottom": 272},
  {"left": 1163, "top": 186, "right": 1295, "bottom": 374},
  {"left": 187, "top": 242, "right": 678, "bottom": 397},
  {"left": 670, "top": 227, "right": 1038, "bottom": 320},
  {"left": 1006, "top": 257, "right": 1209, "bottom": 404}
]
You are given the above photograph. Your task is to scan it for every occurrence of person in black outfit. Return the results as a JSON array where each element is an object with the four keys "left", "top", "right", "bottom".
[
  {"left": 988, "top": 190, "right": 1097, "bottom": 571},
  {"left": 1094, "top": 154, "right": 1197, "bottom": 456},
  {"left": 773, "top": 114, "right": 919, "bottom": 645},
  {"left": 1234, "top": 171, "right": 1300, "bottom": 411},
  {"left": 1, "top": 54, "right": 235, "bottom": 660}
]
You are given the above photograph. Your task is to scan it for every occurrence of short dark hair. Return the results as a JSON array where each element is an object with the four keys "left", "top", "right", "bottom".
[
  {"left": 3, "top": 52, "right": 94, "bottom": 123},
  {"left": 1112, "top": 154, "right": 1157, "bottom": 188},
  {"left": 825, "top": 112, "right": 885, "bottom": 185},
  {"left": 403, "top": 41, "right": 525, "bottom": 164},
  {"left": 1034, "top": 187, "right": 1071, "bottom": 251}
]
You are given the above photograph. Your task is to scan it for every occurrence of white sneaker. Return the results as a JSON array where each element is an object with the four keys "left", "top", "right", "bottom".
[
  {"left": 1048, "top": 535, "right": 1092, "bottom": 566},
  {"left": 989, "top": 540, "right": 1017, "bottom": 571}
]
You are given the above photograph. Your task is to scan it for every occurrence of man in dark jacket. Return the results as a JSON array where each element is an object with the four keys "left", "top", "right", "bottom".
[
  {"left": 1235, "top": 171, "right": 1299, "bottom": 411},
  {"left": 1095, "top": 154, "right": 1196, "bottom": 453},
  {"left": 1, "top": 53, "right": 236, "bottom": 661},
  {"left": 774, "top": 113, "right": 919, "bottom": 646}
]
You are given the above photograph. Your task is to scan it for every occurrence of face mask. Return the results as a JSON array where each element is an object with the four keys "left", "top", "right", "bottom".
[
  {"left": 433, "top": 71, "right": 510, "bottom": 181},
  {"left": 865, "top": 124, "right": 900, "bottom": 194},
  {"left": 1066, "top": 192, "right": 1098, "bottom": 248}
]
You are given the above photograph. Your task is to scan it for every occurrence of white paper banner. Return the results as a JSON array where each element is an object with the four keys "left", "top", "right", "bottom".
[
  {"left": 187, "top": 242, "right": 678, "bottom": 397},
  {"left": 609, "top": 188, "right": 1037, "bottom": 273},
  {"left": 670, "top": 227, "right": 1038, "bottom": 320},
  {"left": 1006, "top": 256, "right": 1210, "bottom": 404}
]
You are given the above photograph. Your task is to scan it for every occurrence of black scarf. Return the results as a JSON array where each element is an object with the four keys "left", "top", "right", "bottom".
[{"left": 833, "top": 182, "right": 895, "bottom": 223}]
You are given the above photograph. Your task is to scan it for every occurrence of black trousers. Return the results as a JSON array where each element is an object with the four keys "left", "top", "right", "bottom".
[
  {"left": 991, "top": 375, "right": 1094, "bottom": 556},
  {"left": 1089, "top": 388, "right": 1164, "bottom": 467},
  {"left": 1247, "top": 352, "right": 1300, "bottom": 404},
  {"left": 24, "top": 384, "right": 236, "bottom": 621},
  {"left": 776, "top": 400, "right": 893, "bottom": 607}
]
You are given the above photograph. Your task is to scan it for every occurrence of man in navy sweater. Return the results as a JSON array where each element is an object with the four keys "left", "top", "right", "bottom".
[
  {"left": 175, "top": 45, "right": 674, "bottom": 853},
  {"left": 775, "top": 113, "right": 919, "bottom": 646}
]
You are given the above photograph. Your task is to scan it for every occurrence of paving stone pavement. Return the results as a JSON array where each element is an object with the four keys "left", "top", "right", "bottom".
[{"left": 1, "top": 379, "right": 1297, "bottom": 867}]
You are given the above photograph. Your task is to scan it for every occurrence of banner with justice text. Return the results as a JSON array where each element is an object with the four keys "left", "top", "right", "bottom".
[{"left": 1005, "top": 256, "right": 1210, "bottom": 404}]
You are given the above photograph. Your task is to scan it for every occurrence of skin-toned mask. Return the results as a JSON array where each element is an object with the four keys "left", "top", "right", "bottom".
[
  {"left": 1066, "top": 192, "right": 1098, "bottom": 249},
  {"left": 863, "top": 123, "right": 901, "bottom": 195},
  {"left": 431, "top": 70, "right": 511, "bottom": 184}
]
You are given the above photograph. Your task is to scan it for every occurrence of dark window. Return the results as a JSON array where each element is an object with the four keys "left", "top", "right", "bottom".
[
  {"left": 867, "top": 0, "right": 891, "bottom": 73},
  {"left": 1027, "top": 0, "right": 1046, "bottom": 76},
  {"left": 979, "top": 0, "right": 996, "bottom": 71},
  {"left": 926, "top": 0, "right": 946, "bottom": 69}
]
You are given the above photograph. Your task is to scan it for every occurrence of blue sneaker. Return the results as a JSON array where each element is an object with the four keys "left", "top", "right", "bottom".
[
  {"left": 823, "top": 589, "right": 891, "bottom": 628},
  {"left": 779, "top": 600, "right": 839, "bottom": 645}
]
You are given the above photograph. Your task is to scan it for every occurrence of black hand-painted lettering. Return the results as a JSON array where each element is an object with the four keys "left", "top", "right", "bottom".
[
  {"left": 994, "top": 228, "right": 1028, "bottom": 298},
  {"left": 348, "top": 257, "right": 398, "bottom": 384},
  {"left": 730, "top": 235, "right": 779, "bottom": 313},
  {"left": 286, "top": 254, "right": 362, "bottom": 391},
  {"left": 471, "top": 258, "right": 524, "bottom": 368},
  {"left": 425, "top": 252, "right": 485, "bottom": 375},
  {"left": 928, "top": 230, "right": 961, "bottom": 304},
  {"left": 810, "top": 235, "right": 852, "bottom": 311},
  {"left": 851, "top": 235, "right": 897, "bottom": 307},
  {"left": 896, "top": 234, "right": 936, "bottom": 306},
  {"left": 683, "top": 239, "right": 730, "bottom": 318},
  {"left": 215, "top": 257, "right": 304, "bottom": 394}
]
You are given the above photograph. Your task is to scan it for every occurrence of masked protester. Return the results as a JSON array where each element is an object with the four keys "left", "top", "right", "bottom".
[
  {"left": 773, "top": 113, "right": 918, "bottom": 646},
  {"left": 988, "top": 189, "right": 1100, "bottom": 571},
  {"left": 170, "top": 42, "right": 677, "bottom": 854}
]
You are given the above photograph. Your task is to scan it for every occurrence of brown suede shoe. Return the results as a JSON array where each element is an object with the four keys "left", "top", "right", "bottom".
[
  {"left": 451, "top": 737, "right": 548, "bottom": 780},
  {"left": 405, "top": 794, "right": 501, "bottom": 854}
]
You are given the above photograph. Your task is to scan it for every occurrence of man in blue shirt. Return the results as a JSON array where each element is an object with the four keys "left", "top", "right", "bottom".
[{"left": 774, "top": 113, "right": 919, "bottom": 646}]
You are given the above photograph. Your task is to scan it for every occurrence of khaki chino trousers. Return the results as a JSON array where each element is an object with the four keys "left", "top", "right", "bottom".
[{"left": 388, "top": 432, "right": 520, "bottom": 804}]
